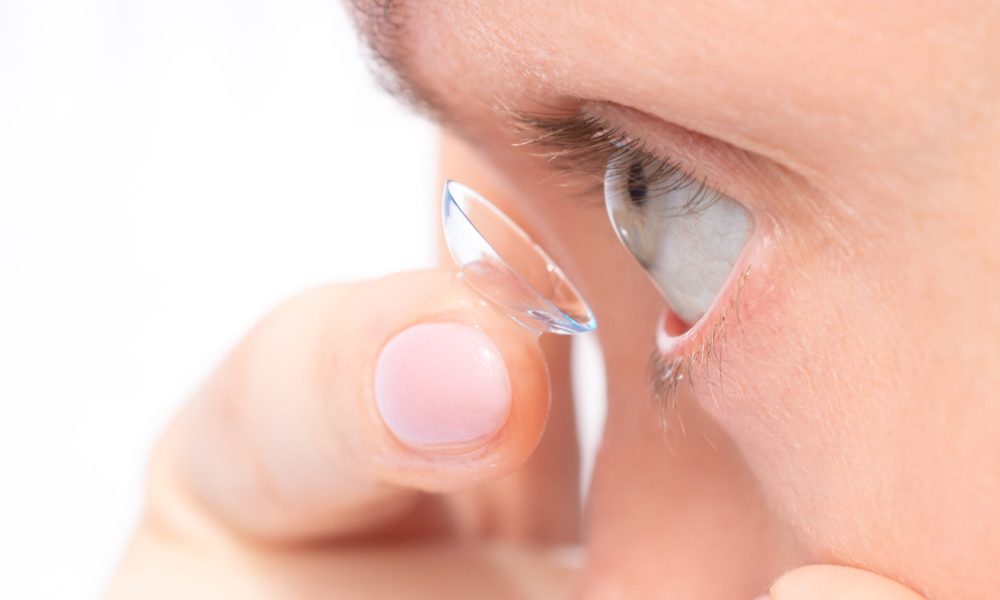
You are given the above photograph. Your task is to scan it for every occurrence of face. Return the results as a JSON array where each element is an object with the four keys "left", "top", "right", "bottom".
[{"left": 352, "top": 1, "right": 1000, "bottom": 597}]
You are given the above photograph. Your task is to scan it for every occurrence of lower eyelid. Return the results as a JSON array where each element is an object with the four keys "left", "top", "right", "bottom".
[{"left": 648, "top": 261, "right": 753, "bottom": 421}]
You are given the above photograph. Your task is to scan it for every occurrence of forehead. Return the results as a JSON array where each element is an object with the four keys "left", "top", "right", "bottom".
[{"left": 356, "top": 0, "right": 989, "bottom": 175}]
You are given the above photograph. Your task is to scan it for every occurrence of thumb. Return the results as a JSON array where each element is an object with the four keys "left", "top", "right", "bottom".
[{"left": 763, "top": 565, "right": 927, "bottom": 600}]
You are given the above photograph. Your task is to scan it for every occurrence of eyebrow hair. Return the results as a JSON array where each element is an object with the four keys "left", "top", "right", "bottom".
[{"left": 348, "top": 0, "right": 448, "bottom": 118}]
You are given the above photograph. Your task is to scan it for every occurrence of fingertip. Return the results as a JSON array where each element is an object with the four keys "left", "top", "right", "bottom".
[
  {"left": 375, "top": 322, "right": 513, "bottom": 451},
  {"left": 768, "top": 565, "right": 926, "bottom": 600},
  {"left": 370, "top": 315, "right": 550, "bottom": 491},
  {"left": 358, "top": 270, "right": 551, "bottom": 492}
]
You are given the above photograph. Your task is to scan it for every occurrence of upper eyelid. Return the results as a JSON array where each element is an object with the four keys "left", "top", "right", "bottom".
[
  {"left": 510, "top": 110, "right": 646, "bottom": 175},
  {"left": 508, "top": 109, "right": 711, "bottom": 204}
]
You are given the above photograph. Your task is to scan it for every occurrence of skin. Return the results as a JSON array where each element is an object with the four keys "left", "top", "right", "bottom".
[{"left": 107, "top": 1, "right": 1000, "bottom": 598}]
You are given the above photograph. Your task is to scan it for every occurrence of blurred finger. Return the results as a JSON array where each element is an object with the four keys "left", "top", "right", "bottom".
[
  {"left": 766, "top": 565, "right": 927, "bottom": 600},
  {"left": 436, "top": 131, "right": 582, "bottom": 544}
]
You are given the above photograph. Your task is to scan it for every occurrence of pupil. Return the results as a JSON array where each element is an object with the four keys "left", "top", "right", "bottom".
[{"left": 626, "top": 162, "right": 647, "bottom": 205}]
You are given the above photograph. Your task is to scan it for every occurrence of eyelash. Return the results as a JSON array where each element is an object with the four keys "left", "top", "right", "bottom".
[{"left": 510, "top": 110, "right": 715, "bottom": 214}]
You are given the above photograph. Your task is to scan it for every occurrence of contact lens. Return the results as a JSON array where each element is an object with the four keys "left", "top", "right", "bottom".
[{"left": 442, "top": 180, "right": 597, "bottom": 335}]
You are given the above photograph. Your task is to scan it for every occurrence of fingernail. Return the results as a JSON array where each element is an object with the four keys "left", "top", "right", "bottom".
[{"left": 375, "top": 322, "right": 511, "bottom": 451}]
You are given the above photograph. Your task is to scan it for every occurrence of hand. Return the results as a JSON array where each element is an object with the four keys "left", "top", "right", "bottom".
[{"left": 105, "top": 269, "right": 580, "bottom": 599}]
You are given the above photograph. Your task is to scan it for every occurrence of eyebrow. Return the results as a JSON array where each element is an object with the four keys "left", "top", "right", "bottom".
[
  {"left": 348, "top": 0, "right": 449, "bottom": 119},
  {"left": 350, "top": 1, "right": 628, "bottom": 159},
  {"left": 350, "top": 4, "right": 624, "bottom": 174}
]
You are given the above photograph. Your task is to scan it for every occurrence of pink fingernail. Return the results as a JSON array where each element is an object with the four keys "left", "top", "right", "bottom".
[{"left": 374, "top": 322, "right": 511, "bottom": 451}]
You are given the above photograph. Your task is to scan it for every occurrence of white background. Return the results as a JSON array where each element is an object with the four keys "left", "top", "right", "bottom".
[{"left": 0, "top": 1, "right": 605, "bottom": 598}]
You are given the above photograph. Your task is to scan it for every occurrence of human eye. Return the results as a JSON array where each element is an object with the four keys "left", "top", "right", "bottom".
[
  {"left": 513, "top": 108, "right": 752, "bottom": 331},
  {"left": 603, "top": 149, "right": 752, "bottom": 328}
]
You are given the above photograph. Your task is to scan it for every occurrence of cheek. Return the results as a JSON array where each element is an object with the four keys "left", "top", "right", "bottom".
[
  {"left": 695, "top": 245, "right": 906, "bottom": 501},
  {"left": 701, "top": 234, "right": 905, "bottom": 491},
  {"left": 689, "top": 218, "right": 996, "bottom": 588}
]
